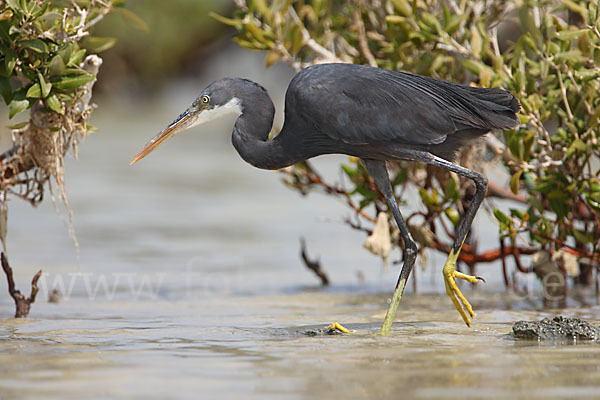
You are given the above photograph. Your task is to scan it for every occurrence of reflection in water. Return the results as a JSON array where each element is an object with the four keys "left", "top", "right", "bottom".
[{"left": 1, "top": 50, "right": 600, "bottom": 399}]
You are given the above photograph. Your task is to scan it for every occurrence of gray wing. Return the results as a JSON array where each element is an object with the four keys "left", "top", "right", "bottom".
[{"left": 286, "top": 63, "right": 518, "bottom": 146}]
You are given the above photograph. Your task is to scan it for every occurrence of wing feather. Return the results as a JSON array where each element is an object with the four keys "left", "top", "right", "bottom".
[{"left": 286, "top": 64, "right": 518, "bottom": 146}]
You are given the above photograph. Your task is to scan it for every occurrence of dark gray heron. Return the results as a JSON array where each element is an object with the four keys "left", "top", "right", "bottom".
[{"left": 131, "top": 63, "right": 520, "bottom": 334}]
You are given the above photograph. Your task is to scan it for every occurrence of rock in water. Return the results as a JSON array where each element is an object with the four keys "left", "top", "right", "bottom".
[{"left": 513, "top": 316, "right": 600, "bottom": 341}]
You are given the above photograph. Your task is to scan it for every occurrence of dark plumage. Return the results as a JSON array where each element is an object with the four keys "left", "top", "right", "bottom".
[
  {"left": 288, "top": 63, "right": 518, "bottom": 159},
  {"left": 131, "top": 63, "right": 520, "bottom": 332}
]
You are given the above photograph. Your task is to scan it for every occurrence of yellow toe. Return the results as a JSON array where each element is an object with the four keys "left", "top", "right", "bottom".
[
  {"left": 326, "top": 321, "right": 351, "bottom": 333},
  {"left": 442, "top": 247, "right": 483, "bottom": 327}
]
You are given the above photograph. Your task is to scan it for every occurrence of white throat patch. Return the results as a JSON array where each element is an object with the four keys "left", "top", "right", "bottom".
[{"left": 189, "top": 97, "right": 242, "bottom": 129}]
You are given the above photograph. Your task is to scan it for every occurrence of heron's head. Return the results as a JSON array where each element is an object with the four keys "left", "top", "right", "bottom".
[{"left": 130, "top": 78, "right": 244, "bottom": 165}]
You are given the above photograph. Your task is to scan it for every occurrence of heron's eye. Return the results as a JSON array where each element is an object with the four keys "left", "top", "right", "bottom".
[{"left": 201, "top": 95, "right": 210, "bottom": 104}]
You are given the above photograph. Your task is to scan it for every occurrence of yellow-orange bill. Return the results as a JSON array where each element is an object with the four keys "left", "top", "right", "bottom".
[{"left": 130, "top": 109, "right": 195, "bottom": 165}]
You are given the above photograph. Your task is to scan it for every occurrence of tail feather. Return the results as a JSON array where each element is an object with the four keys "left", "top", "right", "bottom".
[{"left": 461, "top": 86, "right": 521, "bottom": 129}]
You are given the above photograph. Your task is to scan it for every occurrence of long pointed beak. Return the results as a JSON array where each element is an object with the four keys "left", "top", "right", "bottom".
[{"left": 130, "top": 108, "right": 199, "bottom": 165}]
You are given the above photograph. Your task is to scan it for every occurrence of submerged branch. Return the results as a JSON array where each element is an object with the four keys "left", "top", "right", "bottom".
[
  {"left": 300, "top": 238, "right": 329, "bottom": 286},
  {"left": 1, "top": 253, "right": 42, "bottom": 317}
]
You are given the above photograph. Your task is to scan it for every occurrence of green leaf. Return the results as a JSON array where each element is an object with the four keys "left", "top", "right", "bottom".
[
  {"left": 444, "top": 207, "right": 460, "bottom": 226},
  {"left": 0, "top": 20, "right": 11, "bottom": 43},
  {"left": 421, "top": 12, "right": 442, "bottom": 33},
  {"left": 26, "top": 83, "right": 41, "bottom": 98},
  {"left": 566, "top": 139, "right": 585, "bottom": 158},
  {"left": 419, "top": 188, "right": 439, "bottom": 208},
  {"left": 510, "top": 209, "right": 527, "bottom": 220},
  {"left": 493, "top": 209, "right": 512, "bottom": 228},
  {"left": 391, "top": 168, "right": 408, "bottom": 186},
  {"left": 3, "top": 49, "right": 16, "bottom": 77},
  {"left": 548, "top": 197, "right": 568, "bottom": 219},
  {"left": 18, "top": 0, "right": 28, "bottom": 14},
  {"left": 51, "top": 73, "right": 95, "bottom": 90},
  {"left": 470, "top": 25, "right": 482, "bottom": 58},
  {"left": 45, "top": 93, "right": 63, "bottom": 114},
  {"left": 522, "top": 130, "right": 535, "bottom": 161},
  {"left": 20, "top": 39, "right": 48, "bottom": 53},
  {"left": 0, "top": 9, "right": 14, "bottom": 21},
  {"left": 444, "top": 178, "right": 459, "bottom": 200},
  {"left": 0, "top": 77, "right": 12, "bottom": 104},
  {"left": 58, "top": 43, "right": 74, "bottom": 64},
  {"left": 48, "top": 55, "right": 65, "bottom": 76},
  {"left": 390, "top": 0, "right": 412, "bottom": 17},
  {"left": 8, "top": 98, "right": 29, "bottom": 118},
  {"left": 250, "top": 0, "right": 272, "bottom": 22},
  {"left": 562, "top": 0, "right": 588, "bottom": 19},
  {"left": 547, "top": 189, "right": 568, "bottom": 200},
  {"left": 445, "top": 14, "right": 464, "bottom": 35},
  {"left": 5, "top": 0, "right": 22, "bottom": 12},
  {"left": 31, "top": 1, "right": 49, "bottom": 19},
  {"left": 6, "top": 121, "right": 28, "bottom": 129},
  {"left": 86, "top": 123, "right": 98, "bottom": 133},
  {"left": 81, "top": 37, "right": 116, "bottom": 53},
  {"left": 68, "top": 49, "right": 86, "bottom": 67},
  {"left": 36, "top": 11, "right": 61, "bottom": 23},
  {"left": 115, "top": 7, "right": 149, "bottom": 33},
  {"left": 510, "top": 170, "right": 523, "bottom": 195},
  {"left": 341, "top": 164, "right": 357, "bottom": 180},
  {"left": 462, "top": 59, "right": 490, "bottom": 75},
  {"left": 572, "top": 229, "right": 593, "bottom": 244},
  {"left": 38, "top": 71, "right": 51, "bottom": 98},
  {"left": 555, "top": 28, "right": 588, "bottom": 41},
  {"left": 586, "top": 192, "right": 600, "bottom": 212},
  {"left": 290, "top": 26, "right": 304, "bottom": 56},
  {"left": 209, "top": 12, "right": 242, "bottom": 28}
]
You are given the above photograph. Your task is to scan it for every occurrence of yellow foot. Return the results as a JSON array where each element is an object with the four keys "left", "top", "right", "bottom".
[
  {"left": 443, "top": 247, "right": 485, "bottom": 327},
  {"left": 326, "top": 321, "right": 352, "bottom": 333}
]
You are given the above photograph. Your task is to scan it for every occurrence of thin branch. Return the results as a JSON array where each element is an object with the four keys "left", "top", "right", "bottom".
[
  {"left": 556, "top": 68, "right": 574, "bottom": 123},
  {"left": 488, "top": 180, "right": 527, "bottom": 203},
  {"left": 288, "top": 6, "right": 339, "bottom": 62},
  {"left": 292, "top": 168, "right": 377, "bottom": 223},
  {"left": 518, "top": 225, "right": 600, "bottom": 261},
  {"left": 429, "top": 237, "right": 537, "bottom": 264},
  {"left": 353, "top": 9, "right": 377, "bottom": 67}
]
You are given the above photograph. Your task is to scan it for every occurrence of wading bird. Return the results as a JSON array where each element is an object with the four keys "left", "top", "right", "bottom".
[{"left": 131, "top": 63, "right": 520, "bottom": 334}]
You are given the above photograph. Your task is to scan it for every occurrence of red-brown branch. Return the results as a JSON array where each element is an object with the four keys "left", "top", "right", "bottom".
[
  {"left": 519, "top": 225, "right": 600, "bottom": 261},
  {"left": 296, "top": 169, "right": 376, "bottom": 223},
  {"left": 430, "top": 236, "right": 537, "bottom": 264},
  {"left": 487, "top": 180, "right": 527, "bottom": 203}
]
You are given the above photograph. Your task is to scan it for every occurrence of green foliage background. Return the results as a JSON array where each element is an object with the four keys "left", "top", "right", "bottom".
[{"left": 0, "top": 0, "right": 116, "bottom": 120}]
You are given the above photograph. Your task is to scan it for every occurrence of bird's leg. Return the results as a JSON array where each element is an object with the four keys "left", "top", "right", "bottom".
[
  {"left": 362, "top": 159, "right": 417, "bottom": 335},
  {"left": 422, "top": 154, "right": 487, "bottom": 327}
]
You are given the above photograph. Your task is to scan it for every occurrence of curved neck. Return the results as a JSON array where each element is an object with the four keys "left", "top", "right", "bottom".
[{"left": 231, "top": 92, "right": 300, "bottom": 170}]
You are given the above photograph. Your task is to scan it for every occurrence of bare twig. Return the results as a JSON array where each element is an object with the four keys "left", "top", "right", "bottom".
[
  {"left": 1, "top": 253, "right": 42, "bottom": 317},
  {"left": 288, "top": 6, "right": 339, "bottom": 63},
  {"left": 353, "top": 9, "right": 377, "bottom": 67},
  {"left": 300, "top": 238, "right": 329, "bottom": 286},
  {"left": 556, "top": 69, "right": 574, "bottom": 123}
]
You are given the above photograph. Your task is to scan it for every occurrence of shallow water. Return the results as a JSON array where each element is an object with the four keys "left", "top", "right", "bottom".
[
  {"left": 1, "top": 51, "right": 600, "bottom": 399},
  {"left": 2, "top": 292, "right": 600, "bottom": 399}
]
